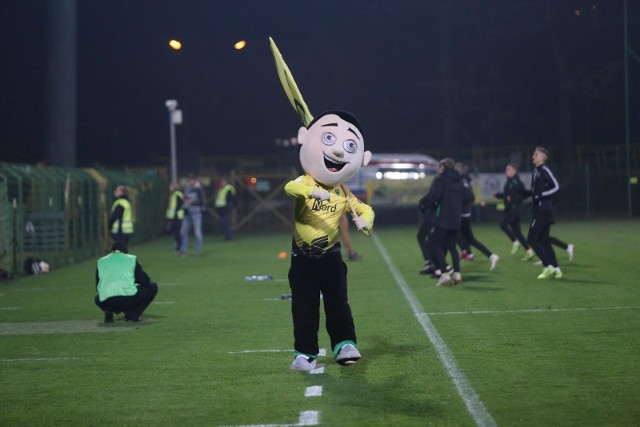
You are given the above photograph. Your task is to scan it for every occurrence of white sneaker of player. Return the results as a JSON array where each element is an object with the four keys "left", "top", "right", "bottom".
[
  {"left": 335, "top": 343, "right": 361, "bottom": 366},
  {"left": 511, "top": 241, "right": 520, "bottom": 255},
  {"left": 290, "top": 355, "right": 317, "bottom": 371},
  {"left": 453, "top": 272, "right": 462, "bottom": 285},
  {"left": 567, "top": 244, "right": 574, "bottom": 262},
  {"left": 489, "top": 254, "right": 500, "bottom": 270},
  {"left": 437, "top": 272, "right": 452, "bottom": 286}
]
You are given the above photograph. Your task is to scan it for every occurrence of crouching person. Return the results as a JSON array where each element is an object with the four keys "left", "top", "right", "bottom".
[{"left": 95, "top": 241, "right": 158, "bottom": 323}]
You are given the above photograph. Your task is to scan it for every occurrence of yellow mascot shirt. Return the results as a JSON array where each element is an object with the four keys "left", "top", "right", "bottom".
[{"left": 285, "top": 174, "right": 374, "bottom": 258}]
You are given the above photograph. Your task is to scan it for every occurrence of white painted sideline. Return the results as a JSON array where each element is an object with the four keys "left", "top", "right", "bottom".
[
  {"left": 372, "top": 233, "right": 497, "bottom": 427},
  {"left": 427, "top": 305, "right": 640, "bottom": 315}
]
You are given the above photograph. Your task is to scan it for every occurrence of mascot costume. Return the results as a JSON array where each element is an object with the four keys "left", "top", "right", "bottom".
[{"left": 269, "top": 37, "right": 375, "bottom": 371}]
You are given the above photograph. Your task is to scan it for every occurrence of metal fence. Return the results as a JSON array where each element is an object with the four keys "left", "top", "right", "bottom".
[{"left": 0, "top": 162, "right": 168, "bottom": 278}]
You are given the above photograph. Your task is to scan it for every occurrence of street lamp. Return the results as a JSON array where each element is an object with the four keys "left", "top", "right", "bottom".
[{"left": 165, "top": 99, "right": 182, "bottom": 183}]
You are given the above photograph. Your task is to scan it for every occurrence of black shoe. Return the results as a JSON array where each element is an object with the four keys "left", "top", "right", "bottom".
[{"left": 104, "top": 312, "right": 114, "bottom": 323}]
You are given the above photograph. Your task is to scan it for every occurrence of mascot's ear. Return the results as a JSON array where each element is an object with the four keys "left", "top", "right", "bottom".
[
  {"left": 297, "top": 126, "right": 308, "bottom": 146},
  {"left": 362, "top": 150, "right": 372, "bottom": 167}
]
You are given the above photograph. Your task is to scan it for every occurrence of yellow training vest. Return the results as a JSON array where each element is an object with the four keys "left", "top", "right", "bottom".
[{"left": 111, "top": 198, "right": 134, "bottom": 234}]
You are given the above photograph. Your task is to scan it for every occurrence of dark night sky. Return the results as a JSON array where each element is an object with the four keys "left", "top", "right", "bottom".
[{"left": 1, "top": 0, "right": 638, "bottom": 167}]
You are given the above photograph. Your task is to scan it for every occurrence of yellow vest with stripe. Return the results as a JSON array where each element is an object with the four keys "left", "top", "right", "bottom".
[
  {"left": 111, "top": 198, "right": 134, "bottom": 234},
  {"left": 215, "top": 184, "right": 236, "bottom": 208},
  {"left": 166, "top": 190, "right": 184, "bottom": 220}
]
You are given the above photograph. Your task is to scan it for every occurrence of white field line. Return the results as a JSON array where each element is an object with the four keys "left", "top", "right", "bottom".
[
  {"left": 0, "top": 307, "right": 21, "bottom": 310},
  {"left": 427, "top": 305, "right": 640, "bottom": 315},
  {"left": 304, "top": 386, "right": 322, "bottom": 397},
  {"left": 228, "top": 349, "right": 291, "bottom": 354},
  {"left": 222, "top": 410, "right": 319, "bottom": 427},
  {"left": 373, "top": 233, "right": 497, "bottom": 427},
  {"left": 153, "top": 301, "right": 176, "bottom": 305},
  {"left": 1, "top": 357, "right": 78, "bottom": 362},
  {"left": 310, "top": 366, "right": 324, "bottom": 375},
  {"left": 228, "top": 348, "right": 327, "bottom": 356}
]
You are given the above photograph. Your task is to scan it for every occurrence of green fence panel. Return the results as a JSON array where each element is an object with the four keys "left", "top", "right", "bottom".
[{"left": 0, "top": 163, "right": 168, "bottom": 278}]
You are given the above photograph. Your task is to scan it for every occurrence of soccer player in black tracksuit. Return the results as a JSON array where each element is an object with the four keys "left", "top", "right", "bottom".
[
  {"left": 494, "top": 162, "right": 535, "bottom": 260},
  {"left": 421, "top": 158, "right": 464, "bottom": 286},
  {"left": 526, "top": 147, "right": 562, "bottom": 279},
  {"left": 455, "top": 163, "right": 500, "bottom": 270},
  {"left": 417, "top": 182, "right": 438, "bottom": 275}
]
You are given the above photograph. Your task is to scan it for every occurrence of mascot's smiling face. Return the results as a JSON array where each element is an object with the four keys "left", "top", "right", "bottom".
[{"left": 297, "top": 112, "right": 372, "bottom": 188}]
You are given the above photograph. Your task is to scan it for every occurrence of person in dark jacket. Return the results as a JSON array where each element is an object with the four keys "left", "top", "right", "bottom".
[
  {"left": 526, "top": 147, "right": 562, "bottom": 279},
  {"left": 494, "top": 163, "right": 535, "bottom": 260},
  {"left": 455, "top": 163, "right": 500, "bottom": 270},
  {"left": 416, "top": 179, "right": 439, "bottom": 275},
  {"left": 94, "top": 241, "right": 158, "bottom": 323},
  {"left": 421, "top": 158, "right": 464, "bottom": 286}
]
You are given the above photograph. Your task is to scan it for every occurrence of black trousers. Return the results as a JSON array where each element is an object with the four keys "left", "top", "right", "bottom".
[
  {"left": 431, "top": 227, "right": 460, "bottom": 273},
  {"left": 500, "top": 209, "right": 529, "bottom": 249},
  {"left": 170, "top": 219, "right": 182, "bottom": 251},
  {"left": 527, "top": 211, "right": 558, "bottom": 267},
  {"left": 549, "top": 236, "right": 568, "bottom": 250},
  {"left": 458, "top": 217, "right": 492, "bottom": 257},
  {"left": 288, "top": 251, "right": 356, "bottom": 357},
  {"left": 95, "top": 282, "right": 158, "bottom": 320},
  {"left": 417, "top": 217, "right": 435, "bottom": 262}
]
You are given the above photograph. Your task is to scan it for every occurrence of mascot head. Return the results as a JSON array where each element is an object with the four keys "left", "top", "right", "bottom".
[{"left": 297, "top": 110, "right": 372, "bottom": 188}]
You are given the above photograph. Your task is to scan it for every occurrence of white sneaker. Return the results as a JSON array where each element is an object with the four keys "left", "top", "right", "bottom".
[
  {"left": 489, "top": 254, "right": 500, "bottom": 270},
  {"left": 532, "top": 260, "right": 543, "bottom": 266},
  {"left": 335, "top": 343, "right": 361, "bottom": 365},
  {"left": 567, "top": 244, "right": 574, "bottom": 262},
  {"left": 290, "top": 355, "right": 317, "bottom": 371},
  {"left": 511, "top": 241, "right": 520, "bottom": 255},
  {"left": 437, "top": 273, "right": 452, "bottom": 286},
  {"left": 453, "top": 272, "right": 462, "bottom": 285}
]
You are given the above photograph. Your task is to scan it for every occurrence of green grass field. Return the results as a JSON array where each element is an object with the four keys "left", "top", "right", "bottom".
[{"left": 1, "top": 220, "right": 639, "bottom": 426}]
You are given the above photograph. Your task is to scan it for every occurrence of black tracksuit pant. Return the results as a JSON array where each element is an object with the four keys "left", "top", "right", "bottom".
[
  {"left": 417, "top": 216, "right": 435, "bottom": 262},
  {"left": 458, "top": 217, "right": 492, "bottom": 257},
  {"left": 527, "top": 211, "right": 558, "bottom": 267},
  {"left": 500, "top": 209, "right": 529, "bottom": 249},
  {"left": 289, "top": 251, "right": 356, "bottom": 357},
  {"left": 431, "top": 227, "right": 461, "bottom": 273}
]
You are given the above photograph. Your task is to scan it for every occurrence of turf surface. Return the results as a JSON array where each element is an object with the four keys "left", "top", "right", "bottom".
[{"left": 1, "top": 220, "right": 639, "bottom": 426}]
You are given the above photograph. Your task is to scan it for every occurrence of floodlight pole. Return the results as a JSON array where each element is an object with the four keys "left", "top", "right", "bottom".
[{"left": 165, "top": 99, "right": 179, "bottom": 183}]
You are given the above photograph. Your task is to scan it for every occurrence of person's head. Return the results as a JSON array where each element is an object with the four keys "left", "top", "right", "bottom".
[
  {"left": 532, "top": 147, "right": 549, "bottom": 167},
  {"left": 169, "top": 182, "right": 180, "bottom": 192},
  {"left": 505, "top": 162, "right": 518, "bottom": 178},
  {"left": 114, "top": 185, "right": 127, "bottom": 198},
  {"left": 296, "top": 111, "right": 371, "bottom": 187},
  {"left": 219, "top": 177, "right": 228, "bottom": 188},
  {"left": 111, "top": 241, "right": 128, "bottom": 254},
  {"left": 187, "top": 173, "right": 197, "bottom": 185},
  {"left": 454, "top": 162, "right": 468, "bottom": 175},
  {"left": 438, "top": 158, "right": 455, "bottom": 174}
]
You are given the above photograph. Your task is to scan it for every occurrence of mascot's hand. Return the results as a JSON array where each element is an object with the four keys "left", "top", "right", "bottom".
[
  {"left": 311, "top": 189, "right": 331, "bottom": 201},
  {"left": 353, "top": 217, "right": 369, "bottom": 231}
]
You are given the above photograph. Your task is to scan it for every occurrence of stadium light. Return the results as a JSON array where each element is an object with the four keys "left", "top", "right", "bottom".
[{"left": 165, "top": 100, "right": 182, "bottom": 183}]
